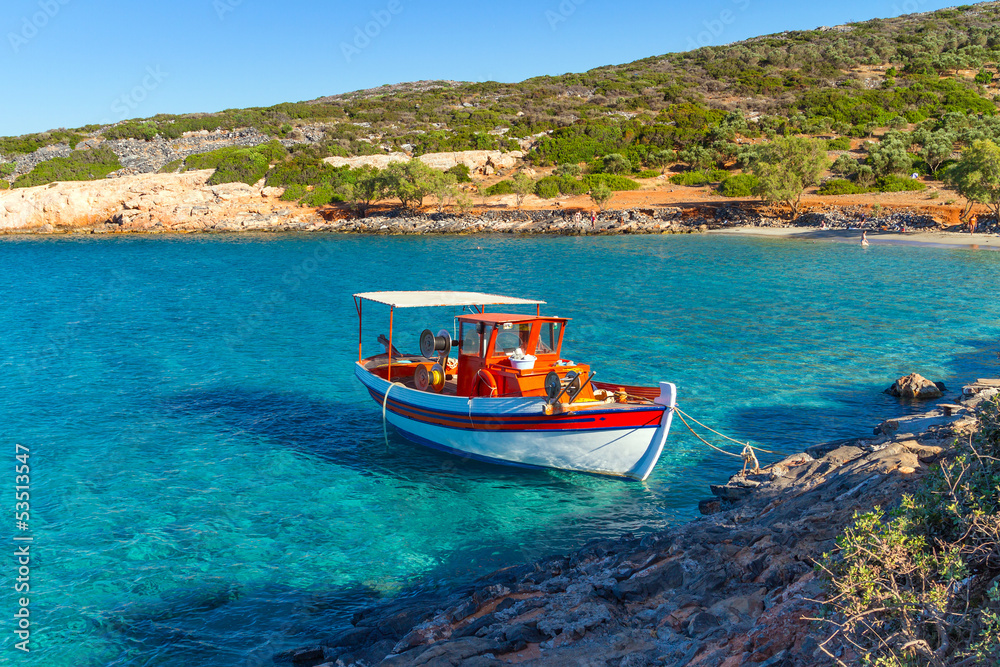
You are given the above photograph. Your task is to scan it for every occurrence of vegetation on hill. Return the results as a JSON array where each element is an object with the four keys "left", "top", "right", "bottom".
[
  {"left": 4, "top": 3, "right": 1000, "bottom": 208},
  {"left": 12, "top": 147, "right": 121, "bottom": 188}
]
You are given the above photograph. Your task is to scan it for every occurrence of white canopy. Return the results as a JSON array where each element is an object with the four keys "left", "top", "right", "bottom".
[{"left": 353, "top": 291, "right": 545, "bottom": 309}]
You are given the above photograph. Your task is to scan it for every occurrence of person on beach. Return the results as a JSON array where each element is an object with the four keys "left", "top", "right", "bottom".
[
  {"left": 861, "top": 230, "right": 869, "bottom": 247},
  {"left": 969, "top": 215, "right": 978, "bottom": 234},
  {"left": 591, "top": 212, "right": 596, "bottom": 228}
]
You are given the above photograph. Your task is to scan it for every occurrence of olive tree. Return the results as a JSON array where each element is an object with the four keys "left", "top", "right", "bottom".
[
  {"left": 946, "top": 139, "right": 1000, "bottom": 221},
  {"left": 385, "top": 160, "right": 434, "bottom": 209},
  {"left": 511, "top": 173, "right": 535, "bottom": 209},
  {"left": 589, "top": 182, "right": 613, "bottom": 211},
  {"left": 750, "top": 137, "right": 830, "bottom": 219},
  {"left": 344, "top": 165, "right": 387, "bottom": 217}
]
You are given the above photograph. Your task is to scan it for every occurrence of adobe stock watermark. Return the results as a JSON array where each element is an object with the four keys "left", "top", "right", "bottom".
[
  {"left": 545, "top": 0, "right": 585, "bottom": 31},
  {"left": 891, "top": 0, "right": 928, "bottom": 16},
  {"left": 686, "top": 0, "right": 751, "bottom": 51},
  {"left": 110, "top": 66, "right": 168, "bottom": 119},
  {"left": 7, "top": 0, "right": 72, "bottom": 54},
  {"left": 213, "top": 0, "right": 243, "bottom": 21},
  {"left": 340, "top": 0, "right": 403, "bottom": 63}
]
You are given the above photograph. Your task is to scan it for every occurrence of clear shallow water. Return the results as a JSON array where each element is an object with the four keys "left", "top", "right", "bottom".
[{"left": 1, "top": 233, "right": 998, "bottom": 666}]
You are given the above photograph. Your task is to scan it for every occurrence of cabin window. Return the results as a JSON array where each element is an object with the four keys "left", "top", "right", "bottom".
[
  {"left": 537, "top": 322, "right": 558, "bottom": 354},
  {"left": 494, "top": 322, "right": 531, "bottom": 356},
  {"left": 460, "top": 322, "right": 484, "bottom": 357}
]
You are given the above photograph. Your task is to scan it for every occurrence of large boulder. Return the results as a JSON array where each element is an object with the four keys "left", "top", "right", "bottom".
[{"left": 885, "top": 373, "right": 944, "bottom": 399}]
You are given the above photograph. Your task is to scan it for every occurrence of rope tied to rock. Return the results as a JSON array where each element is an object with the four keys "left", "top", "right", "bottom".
[{"left": 673, "top": 406, "right": 776, "bottom": 474}]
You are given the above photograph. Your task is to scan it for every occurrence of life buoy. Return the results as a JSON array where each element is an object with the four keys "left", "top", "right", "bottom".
[{"left": 474, "top": 369, "right": 498, "bottom": 397}]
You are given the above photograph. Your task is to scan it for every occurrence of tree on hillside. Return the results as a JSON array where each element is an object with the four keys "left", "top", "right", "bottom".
[
  {"left": 385, "top": 160, "right": 434, "bottom": 209},
  {"left": 865, "top": 132, "right": 913, "bottom": 178},
  {"left": 601, "top": 153, "right": 631, "bottom": 174},
  {"left": 647, "top": 149, "right": 676, "bottom": 174},
  {"left": 678, "top": 145, "right": 716, "bottom": 172},
  {"left": 428, "top": 170, "right": 458, "bottom": 213},
  {"left": 344, "top": 165, "right": 387, "bottom": 217},
  {"left": 915, "top": 129, "right": 956, "bottom": 177},
  {"left": 511, "top": 173, "right": 535, "bottom": 209},
  {"left": 946, "top": 139, "right": 1000, "bottom": 221},
  {"left": 589, "top": 182, "right": 613, "bottom": 211},
  {"left": 750, "top": 137, "right": 830, "bottom": 219},
  {"left": 554, "top": 163, "right": 582, "bottom": 178}
]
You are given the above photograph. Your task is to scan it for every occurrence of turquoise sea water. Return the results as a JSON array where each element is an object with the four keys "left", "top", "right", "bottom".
[{"left": 1, "top": 233, "right": 999, "bottom": 666}]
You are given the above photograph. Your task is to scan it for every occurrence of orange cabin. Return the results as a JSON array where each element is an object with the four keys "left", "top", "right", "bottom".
[{"left": 453, "top": 313, "right": 594, "bottom": 400}]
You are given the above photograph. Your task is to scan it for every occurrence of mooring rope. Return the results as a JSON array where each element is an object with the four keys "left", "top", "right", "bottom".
[
  {"left": 382, "top": 382, "right": 406, "bottom": 448},
  {"left": 673, "top": 406, "right": 774, "bottom": 474},
  {"left": 675, "top": 407, "right": 780, "bottom": 455}
]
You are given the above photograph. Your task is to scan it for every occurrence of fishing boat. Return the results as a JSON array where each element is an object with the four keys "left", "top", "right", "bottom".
[{"left": 352, "top": 291, "right": 677, "bottom": 481}]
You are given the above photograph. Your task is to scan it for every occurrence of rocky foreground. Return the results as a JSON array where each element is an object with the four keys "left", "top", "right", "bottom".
[{"left": 275, "top": 380, "right": 999, "bottom": 667}]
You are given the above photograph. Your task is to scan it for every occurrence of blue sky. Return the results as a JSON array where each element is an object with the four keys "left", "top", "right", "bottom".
[{"left": 0, "top": 0, "right": 962, "bottom": 136}]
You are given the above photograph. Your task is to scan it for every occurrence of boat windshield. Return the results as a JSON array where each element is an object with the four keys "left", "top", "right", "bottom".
[
  {"left": 536, "top": 322, "right": 558, "bottom": 354},
  {"left": 460, "top": 322, "right": 485, "bottom": 357},
  {"left": 494, "top": 323, "right": 531, "bottom": 356}
]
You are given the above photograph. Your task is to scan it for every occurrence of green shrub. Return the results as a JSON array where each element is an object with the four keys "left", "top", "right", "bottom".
[
  {"left": 446, "top": 163, "right": 472, "bottom": 183},
  {"left": 0, "top": 130, "right": 84, "bottom": 155},
  {"left": 670, "top": 171, "right": 709, "bottom": 186},
  {"left": 0, "top": 162, "right": 15, "bottom": 178},
  {"left": 817, "top": 178, "right": 870, "bottom": 195},
  {"left": 826, "top": 137, "right": 852, "bottom": 151},
  {"left": 876, "top": 174, "right": 925, "bottom": 192},
  {"left": 0, "top": 180, "right": 9, "bottom": 190},
  {"left": 158, "top": 159, "right": 183, "bottom": 174},
  {"left": 265, "top": 155, "right": 337, "bottom": 187},
  {"left": 280, "top": 184, "right": 307, "bottom": 202},
  {"left": 554, "top": 163, "right": 581, "bottom": 177},
  {"left": 557, "top": 176, "right": 589, "bottom": 195},
  {"left": 185, "top": 141, "right": 288, "bottom": 185},
  {"left": 821, "top": 398, "right": 1000, "bottom": 666},
  {"left": 485, "top": 180, "right": 515, "bottom": 196},
  {"left": 635, "top": 169, "right": 661, "bottom": 179},
  {"left": 102, "top": 121, "right": 159, "bottom": 142},
  {"left": 582, "top": 173, "right": 640, "bottom": 191},
  {"left": 718, "top": 173, "right": 760, "bottom": 197},
  {"left": 13, "top": 147, "right": 122, "bottom": 188},
  {"left": 300, "top": 184, "right": 344, "bottom": 207},
  {"left": 534, "top": 176, "right": 561, "bottom": 199},
  {"left": 206, "top": 148, "right": 270, "bottom": 185}
]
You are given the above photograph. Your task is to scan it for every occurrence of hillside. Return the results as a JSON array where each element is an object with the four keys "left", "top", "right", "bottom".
[{"left": 4, "top": 2, "right": 1000, "bottom": 211}]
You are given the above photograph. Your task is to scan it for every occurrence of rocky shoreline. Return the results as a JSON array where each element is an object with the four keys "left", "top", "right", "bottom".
[
  {"left": 5, "top": 168, "right": 1000, "bottom": 238},
  {"left": 274, "top": 379, "right": 998, "bottom": 667}
]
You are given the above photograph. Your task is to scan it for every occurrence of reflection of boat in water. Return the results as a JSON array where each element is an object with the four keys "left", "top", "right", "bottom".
[{"left": 353, "top": 291, "right": 677, "bottom": 481}]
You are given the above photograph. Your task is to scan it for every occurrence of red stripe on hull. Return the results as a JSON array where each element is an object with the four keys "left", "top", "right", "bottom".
[{"left": 366, "top": 388, "right": 664, "bottom": 432}]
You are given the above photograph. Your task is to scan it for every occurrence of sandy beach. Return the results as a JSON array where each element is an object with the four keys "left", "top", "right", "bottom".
[{"left": 707, "top": 225, "right": 1000, "bottom": 250}]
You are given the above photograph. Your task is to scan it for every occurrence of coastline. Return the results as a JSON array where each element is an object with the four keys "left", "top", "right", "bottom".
[
  {"left": 3, "top": 170, "right": 1000, "bottom": 246},
  {"left": 706, "top": 226, "right": 1000, "bottom": 250},
  {"left": 278, "top": 380, "right": 998, "bottom": 667}
]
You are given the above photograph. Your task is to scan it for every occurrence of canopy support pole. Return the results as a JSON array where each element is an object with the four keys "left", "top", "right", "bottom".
[
  {"left": 355, "top": 297, "right": 363, "bottom": 363},
  {"left": 388, "top": 306, "right": 394, "bottom": 381}
]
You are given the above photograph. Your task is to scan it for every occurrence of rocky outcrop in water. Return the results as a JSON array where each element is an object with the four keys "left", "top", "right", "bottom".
[
  {"left": 884, "top": 373, "right": 944, "bottom": 399},
  {"left": 277, "top": 385, "right": 991, "bottom": 667}
]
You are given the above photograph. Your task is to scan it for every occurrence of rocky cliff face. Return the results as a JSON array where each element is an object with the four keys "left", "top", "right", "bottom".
[
  {"left": 323, "top": 150, "right": 524, "bottom": 175},
  {"left": 1, "top": 128, "right": 277, "bottom": 180},
  {"left": 0, "top": 170, "right": 322, "bottom": 232}
]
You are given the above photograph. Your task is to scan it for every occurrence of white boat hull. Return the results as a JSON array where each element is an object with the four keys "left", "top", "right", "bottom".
[{"left": 355, "top": 363, "right": 676, "bottom": 480}]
